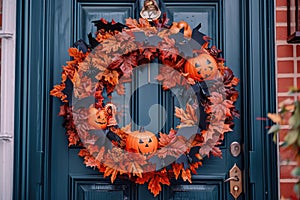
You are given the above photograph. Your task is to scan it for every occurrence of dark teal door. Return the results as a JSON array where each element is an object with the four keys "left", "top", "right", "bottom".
[
  {"left": 50, "top": 1, "right": 242, "bottom": 199},
  {"left": 14, "top": 0, "right": 278, "bottom": 200}
]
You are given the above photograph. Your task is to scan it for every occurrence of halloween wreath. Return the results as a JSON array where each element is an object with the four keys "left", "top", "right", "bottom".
[{"left": 51, "top": 16, "right": 239, "bottom": 196}]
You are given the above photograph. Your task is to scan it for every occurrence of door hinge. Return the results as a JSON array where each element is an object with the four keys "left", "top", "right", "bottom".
[
  {"left": 0, "top": 31, "right": 13, "bottom": 39},
  {"left": 0, "top": 135, "right": 13, "bottom": 142}
]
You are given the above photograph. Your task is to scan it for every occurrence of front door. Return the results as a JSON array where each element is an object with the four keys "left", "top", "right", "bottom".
[
  {"left": 50, "top": 0, "right": 242, "bottom": 200},
  {"left": 13, "top": 0, "right": 278, "bottom": 200}
]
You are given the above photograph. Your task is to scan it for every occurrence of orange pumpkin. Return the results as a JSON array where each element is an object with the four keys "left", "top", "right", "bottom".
[
  {"left": 126, "top": 127, "right": 158, "bottom": 156},
  {"left": 184, "top": 53, "right": 218, "bottom": 81},
  {"left": 88, "top": 107, "right": 107, "bottom": 129},
  {"left": 170, "top": 21, "right": 192, "bottom": 38}
]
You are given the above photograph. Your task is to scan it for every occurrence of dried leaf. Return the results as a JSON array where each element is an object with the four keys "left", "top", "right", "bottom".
[
  {"left": 84, "top": 156, "right": 101, "bottom": 169},
  {"left": 181, "top": 168, "right": 192, "bottom": 183},
  {"left": 267, "top": 113, "right": 282, "bottom": 124},
  {"left": 50, "top": 83, "right": 67, "bottom": 102},
  {"left": 68, "top": 131, "right": 80, "bottom": 147},
  {"left": 175, "top": 103, "right": 198, "bottom": 128},
  {"left": 96, "top": 70, "right": 119, "bottom": 85},
  {"left": 172, "top": 163, "right": 183, "bottom": 179},
  {"left": 124, "top": 153, "right": 147, "bottom": 178},
  {"left": 148, "top": 170, "right": 170, "bottom": 197},
  {"left": 158, "top": 129, "right": 177, "bottom": 147},
  {"left": 157, "top": 135, "right": 189, "bottom": 158}
]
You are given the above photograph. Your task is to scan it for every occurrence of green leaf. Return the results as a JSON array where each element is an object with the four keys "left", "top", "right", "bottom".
[
  {"left": 291, "top": 167, "right": 300, "bottom": 177},
  {"left": 288, "top": 86, "right": 300, "bottom": 94},
  {"left": 289, "top": 101, "right": 300, "bottom": 128},
  {"left": 268, "top": 124, "right": 280, "bottom": 134},
  {"left": 272, "top": 133, "right": 277, "bottom": 143},
  {"left": 284, "top": 130, "right": 299, "bottom": 145},
  {"left": 293, "top": 181, "right": 300, "bottom": 196}
]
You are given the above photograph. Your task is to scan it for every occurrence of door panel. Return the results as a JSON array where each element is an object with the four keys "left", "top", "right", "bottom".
[
  {"left": 75, "top": 2, "right": 135, "bottom": 42},
  {"left": 70, "top": 175, "right": 132, "bottom": 200},
  {"left": 51, "top": 0, "right": 242, "bottom": 199}
]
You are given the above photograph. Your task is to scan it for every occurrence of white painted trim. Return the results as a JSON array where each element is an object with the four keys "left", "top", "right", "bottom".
[
  {"left": 274, "top": 1, "right": 280, "bottom": 199},
  {"left": 0, "top": 0, "right": 16, "bottom": 199},
  {"left": 280, "top": 179, "right": 300, "bottom": 183}
]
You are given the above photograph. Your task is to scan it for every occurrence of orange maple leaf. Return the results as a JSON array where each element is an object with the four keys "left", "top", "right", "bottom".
[
  {"left": 84, "top": 156, "right": 101, "bottom": 169},
  {"left": 158, "top": 129, "right": 177, "bottom": 147},
  {"left": 175, "top": 103, "right": 198, "bottom": 128},
  {"left": 50, "top": 83, "right": 67, "bottom": 102},
  {"left": 181, "top": 168, "right": 192, "bottom": 183},
  {"left": 78, "top": 149, "right": 90, "bottom": 157},
  {"left": 135, "top": 172, "right": 154, "bottom": 184},
  {"left": 104, "top": 167, "right": 119, "bottom": 183},
  {"left": 157, "top": 135, "right": 189, "bottom": 158},
  {"left": 209, "top": 92, "right": 234, "bottom": 119},
  {"left": 96, "top": 70, "right": 119, "bottom": 85},
  {"left": 67, "top": 131, "right": 80, "bottom": 147},
  {"left": 172, "top": 163, "right": 184, "bottom": 179},
  {"left": 148, "top": 170, "right": 170, "bottom": 197},
  {"left": 68, "top": 47, "right": 87, "bottom": 62}
]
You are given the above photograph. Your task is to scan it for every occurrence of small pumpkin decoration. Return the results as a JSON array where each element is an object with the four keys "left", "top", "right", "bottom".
[
  {"left": 184, "top": 53, "right": 218, "bottom": 81},
  {"left": 126, "top": 127, "right": 158, "bottom": 156},
  {"left": 88, "top": 107, "right": 107, "bottom": 130},
  {"left": 170, "top": 21, "right": 192, "bottom": 38}
]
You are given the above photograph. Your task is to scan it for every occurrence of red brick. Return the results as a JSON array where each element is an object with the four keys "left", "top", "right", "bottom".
[
  {"left": 296, "top": 45, "right": 300, "bottom": 56},
  {"left": 276, "top": 0, "right": 287, "bottom": 7},
  {"left": 276, "top": 10, "right": 287, "bottom": 23},
  {"left": 278, "top": 61, "right": 294, "bottom": 73},
  {"left": 278, "top": 78, "right": 294, "bottom": 92},
  {"left": 278, "top": 129, "right": 289, "bottom": 142},
  {"left": 279, "top": 146, "right": 297, "bottom": 161},
  {"left": 280, "top": 183, "right": 299, "bottom": 199},
  {"left": 280, "top": 165, "right": 296, "bottom": 179},
  {"left": 297, "top": 61, "right": 300, "bottom": 73},
  {"left": 278, "top": 96, "right": 293, "bottom": 104},
  {"left": 297, "top": 77, "right": 300, "bottom": 88},
  {"left": 277, "top": 45, "right": 293, "bottom": 57},
  {"left": 276, "top": 27, "right": 288, "bottom": 41}
]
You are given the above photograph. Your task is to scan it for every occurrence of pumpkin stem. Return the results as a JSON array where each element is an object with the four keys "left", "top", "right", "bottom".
[{"left": 139, "top": 126, "right": 145, "bottom": 132}]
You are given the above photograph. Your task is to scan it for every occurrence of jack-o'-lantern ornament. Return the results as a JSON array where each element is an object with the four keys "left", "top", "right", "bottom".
[
  {"left": 88, "top": 107, "right": 107, "bottom": 130},
  {"left": 126, "top": 127, "right": 158, "bottom": 156},
  {"left": 184, "top": 53, "right": 218, "bottom": 81}
]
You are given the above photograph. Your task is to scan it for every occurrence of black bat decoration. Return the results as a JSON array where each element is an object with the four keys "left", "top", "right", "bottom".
[
  {"left": 170, "top": 32, "right": 201, "bottom": 58},
  {"left": 92, "top": 19, "right": 127, "bottom": 32},
  {"left": 133, "top": 31, "right": 162, "bottom": 46},
  {"left": 73, "top": 39, "right": 89, "bottom": 53},
  {"left": 191, "top": 81, "right": 210, "bottom": 131},
  {"left": 169, "top": 22, "right": 207, "bottom": 58},
  {"left": 88, "top": 33, "right": 100, "bottom": 49},
  {"left": 149, "top": 155, "right": 176, "bottom": 171},
  {"left": 61, "top": 78, "right": 74, "bottom": 103},
  {"left": 191, "top": 23, "right": 206, "bottom": 46},
  {"left": 90, "top": 128, "right": 122, "bottom": 150}
]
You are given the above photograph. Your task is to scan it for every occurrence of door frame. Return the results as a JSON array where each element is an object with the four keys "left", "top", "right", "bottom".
[{"left": 13, "top": 0, "right": 278, "bottom": 199}]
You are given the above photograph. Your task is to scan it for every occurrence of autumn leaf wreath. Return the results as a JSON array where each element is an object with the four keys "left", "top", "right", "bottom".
[{"left": 50, "top": 16, "right": 239, "bottom": 196}]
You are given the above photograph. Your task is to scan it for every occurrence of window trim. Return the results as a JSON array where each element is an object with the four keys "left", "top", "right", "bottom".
[{"left": 0, "top": 0, "right": 16, "bottom": 199}]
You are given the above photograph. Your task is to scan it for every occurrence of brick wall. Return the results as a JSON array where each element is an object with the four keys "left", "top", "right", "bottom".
[{"left": 276, "top": 0, "right": 300, "bottom": 199}]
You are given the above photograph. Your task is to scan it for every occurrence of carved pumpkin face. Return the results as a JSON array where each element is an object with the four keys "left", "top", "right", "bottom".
[
  {"left": 88, "top": 108, "right": 107, "bottom": 129},
  {"left": 184, "top": 53, "right": 218, "bottom": 81},
  {"left": 126, "top": 128, "right": 158, "bottom": 156}
]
